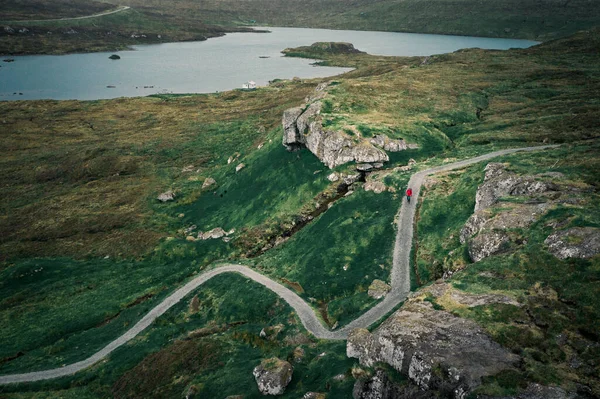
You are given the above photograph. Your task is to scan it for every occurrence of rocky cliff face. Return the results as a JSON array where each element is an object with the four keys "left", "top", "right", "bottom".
[
  {"left": 347, "top": 285, "right": 520, "bottom": 399},
  {"left": 282, "top": 84, "right": 416, "bottom": 169}
]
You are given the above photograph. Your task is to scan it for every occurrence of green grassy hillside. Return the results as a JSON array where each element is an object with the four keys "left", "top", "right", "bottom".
[{"left": 0, "top": 28, "right": 599, "bottom": 398}]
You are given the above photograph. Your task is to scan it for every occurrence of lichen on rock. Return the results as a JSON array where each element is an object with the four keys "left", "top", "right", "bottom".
[{"left": 253, "top": 357, "right": 293, "bottom": 396}]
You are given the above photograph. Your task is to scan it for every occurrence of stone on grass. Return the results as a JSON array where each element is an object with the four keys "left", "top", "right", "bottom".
[
  {"left": 327, "top": 172, "right": 340, "bottom": 182},
  {"left": 368, "top": 279, "right": 391, "bottom": 299},
  {"left": 253, "top": 357, "right": 293, "bottom": 395},
  {"left": 202, "top": 177, "right": 216, "bottom": 189},
  {"left": 157, "top": 190, "right": 175, "bottom": 202},
  {"left": 364, "top": 181, "right": 386, "bottom": 194}
]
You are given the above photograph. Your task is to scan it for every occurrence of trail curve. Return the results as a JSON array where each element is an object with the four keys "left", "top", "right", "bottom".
[{"left": 0, "top": 144, "right": 559, "bottom": 384}]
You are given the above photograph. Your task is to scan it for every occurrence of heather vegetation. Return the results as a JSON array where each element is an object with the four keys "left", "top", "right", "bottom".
[{"left": 0, "top": 3, "right": 599, "bottom": 396}]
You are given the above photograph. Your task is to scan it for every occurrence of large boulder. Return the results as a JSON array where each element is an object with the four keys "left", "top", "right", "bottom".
[
  {"left": 253, "top": 358, "right": 293, "bottom": 395},
  {"left": 544, "top": 227, "right": 600, "bottom": 259},
  {"left": 347, "top": 300, "right": 519, "bottom": 398}
]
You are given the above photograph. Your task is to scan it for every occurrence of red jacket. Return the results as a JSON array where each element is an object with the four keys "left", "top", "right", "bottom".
[{"left": 406, "top": 188, "right": 413, "bottom": 197}]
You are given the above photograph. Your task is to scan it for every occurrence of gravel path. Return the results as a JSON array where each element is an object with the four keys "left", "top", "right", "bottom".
[
  {"left": 0, "top": 145, "right": 558, "bottom": 384},
  {"left": 2, "top": 6, "right": 131, "bottom": 23}
]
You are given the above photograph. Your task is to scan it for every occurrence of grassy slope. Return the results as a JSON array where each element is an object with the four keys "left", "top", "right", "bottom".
[
  {"left": 119, "top": 0, "right": 600, "bottom": 40},
  {"left": 0, "top": 29, "right": 599, "bottom": 397}
]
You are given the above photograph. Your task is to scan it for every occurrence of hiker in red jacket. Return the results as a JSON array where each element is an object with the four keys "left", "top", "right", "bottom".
[{"left": 406, "top": 187, "right": 413, "bottom": 203}]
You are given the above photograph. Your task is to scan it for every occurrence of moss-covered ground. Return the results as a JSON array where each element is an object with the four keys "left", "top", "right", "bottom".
[{"left": 0, "top": 27, "right": 599, "bottom": 397}]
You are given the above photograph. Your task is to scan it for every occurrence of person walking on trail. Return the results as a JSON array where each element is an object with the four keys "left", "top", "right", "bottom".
[{"left": 406, "top": 187, "right": 413, "bottom": 203}]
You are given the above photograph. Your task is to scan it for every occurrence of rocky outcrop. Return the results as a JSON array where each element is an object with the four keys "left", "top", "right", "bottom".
[
  {"left": 347, "top": 299, "right": 519, "bottom": 398},
  {"left": 544, "top": 227, "right": 600, "bottom": 259},
  {"left": 196, "top": 228, "right": 235, "bottom": 241},
  {"left": 282, "top": 85, "right": 416, "bottom": 169},
  {"left": 460, "top": 163, "right": 562, "bottom": 262},
  {"left": 367, "top": 279, "right": 391, "bottom": 299},
  {"left": 467, "top": 230, "right": 510, "bottom": 262},
  {"left": 236, "top": 163, "right": 246, "bottom": 173},
  {"left": 253, "top": 358, "right": 293, "bottom": 395},
  {"left": 474, "top": 163, "right": 557, "bottom": 212},
  {"left": 369, "top": 134, "right": 418, "bottom": 152},
  {"left": 157, "top": 190, "right": 175, "bottom": 202}
]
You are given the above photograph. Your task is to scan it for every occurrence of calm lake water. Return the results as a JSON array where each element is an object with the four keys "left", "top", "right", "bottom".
[{"left": 0, "top": 27, "right": 537, "bottom": 101}]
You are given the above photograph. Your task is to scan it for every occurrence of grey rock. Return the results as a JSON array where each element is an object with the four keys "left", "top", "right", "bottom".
[
  {"left": 327, "top": 172, "right": 340, "bottom": 182},
  {"left": 474, "top": 163, "right": 557, "bottom": 212},
  {"left": 202, "top": 177, "right": 216, "bottom": 189},
  {"left": 356, "top": 163, "right": 374, "bottom": 172},
  {"left": 460, "top": 212, "right": 490, "bottom": 244},
  {"left": 197, "top": 228, "right": 227, "bottom": 240},
  {"left": 364, "top": 181, "right": 387, "bottom": 194},
  {"left": 461, "top": 204, "right": 550, "bottom": 244},
  {"left": 157, "top": 190, "right": 175, "bottom": 202},
  {"left": 468, "top": 231, "right": 510, "bottom": 262},
  {"left": 297, "top": 101, "right": 322, "bottom": 136},
  {"left": 282, "top": 106, "right": 304, "bottom": 151},
  {"left": 235, "top": 163, "right": 246, "bottom": 173},
  {"left": 369, "top": 134, "right": 411, "bottom": 152},
  {"left": 344, "top": 174, "right": 361, "bottom": 185},
  {"left": 253, "top": 358, "right": 293, "bottom": 395},
  {"left": 545, "top": 227, "right": 600, "bottom": 259},
  {"left": 347, "top": 300, "right": 519, "bottom": 398},
  {"left": 368, "top": 279, "right": 391, "bottom": 299}
]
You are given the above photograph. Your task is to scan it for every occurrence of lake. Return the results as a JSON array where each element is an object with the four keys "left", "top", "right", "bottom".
[{"left": 0, "top": 27, "right": 538, "bottom": 101}]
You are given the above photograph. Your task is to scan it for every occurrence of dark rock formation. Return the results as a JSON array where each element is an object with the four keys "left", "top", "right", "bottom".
[
  {"left": 347, "top": 300, "right": 519, "bottom": 398},
  {"left": 109, "top": 54, "right": 121, "bottom": 60}
]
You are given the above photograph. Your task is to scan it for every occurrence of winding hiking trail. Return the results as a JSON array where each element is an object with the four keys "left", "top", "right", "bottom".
[
  {"left": 0, "top": 145, "right": 558, "bottom": 385},
  {"left": 2, "top": 6, "right": 130, "bottom": 23}
]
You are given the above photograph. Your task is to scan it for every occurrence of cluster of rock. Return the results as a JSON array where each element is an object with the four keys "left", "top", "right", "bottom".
[
  {"left": 282, "top": 83, "right": 417, "bottom": 169},
  {"left": 460, "top": 163, "right": 567, "bottom": 262},
  {"left": 347, "top": 282, "right": 522, "bottom": 398},
  {"left": 183, "top": 226, "right": 235, "bottom": 242},
  {"left": 253, "top": 357, "right": 293, "bottom": 395}
]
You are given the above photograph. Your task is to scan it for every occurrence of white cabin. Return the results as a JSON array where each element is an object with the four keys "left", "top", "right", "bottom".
[{"left": 242, "top": 80, "right": 257, "bottom": 89}]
